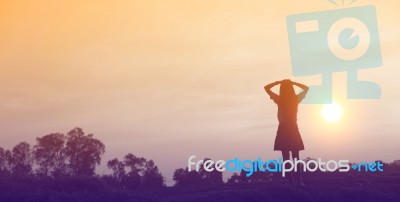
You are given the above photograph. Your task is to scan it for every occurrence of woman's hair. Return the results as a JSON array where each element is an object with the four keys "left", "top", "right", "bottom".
[
  {"left": 279, "top": 80, "right": 297, "bottom": 106},
  {"left": 279, "top": 80, "right": 295, "bottom": 97}
]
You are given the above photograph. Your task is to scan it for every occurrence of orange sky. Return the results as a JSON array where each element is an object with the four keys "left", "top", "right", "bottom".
[{"left": 0, "top": 0, "right": 399, "bottom": 184}]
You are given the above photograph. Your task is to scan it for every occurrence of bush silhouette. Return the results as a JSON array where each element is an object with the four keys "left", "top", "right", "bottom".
[
  {"left": 173, "top": 158, "right": 223, "bottom": 187},
  {"left": 107, "top": 153, "right": 164, "bottom": 189}
]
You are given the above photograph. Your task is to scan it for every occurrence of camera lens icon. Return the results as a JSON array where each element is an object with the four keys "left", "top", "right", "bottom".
[{"left": 328, "top": 17, "right": 371, "bottom": 61}]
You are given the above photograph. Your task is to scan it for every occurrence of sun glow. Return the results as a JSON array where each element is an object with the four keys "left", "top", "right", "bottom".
[{"left": 322, "top": 102, "right": 343, "bottom": 123}]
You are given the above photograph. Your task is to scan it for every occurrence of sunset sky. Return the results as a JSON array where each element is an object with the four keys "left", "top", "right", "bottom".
[{"left": 0, "top": 0, "right": 399, "bottom": 184}]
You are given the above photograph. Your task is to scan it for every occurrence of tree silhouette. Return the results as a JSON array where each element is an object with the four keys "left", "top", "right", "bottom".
[
  {"left": 64, "top": 128, "right": 105, "bottom": 176},
  {"left": 173, "top": 158, "right": 223, "bottom": 187},
  {"left": 107, "top": 158, "right": 126, "bottom": 183},
  {"left": 33, "top": 133, "right": 67, "bottom": 177},
  {"left": 9, "top": 142, "right": 32, "bottom": 175},
  {"left": 0, "top": 147, "right": 11, "bottom": 175},
  {"left": 123, "top": 153, "right": 146, "bottom": 188},
  {"left": 142, "top": 159, "right": 164, "bottom": 188},
  {"left": 107, "top": 153, "right": 164, "bottom": 188},
  {"left": 173, "top": 168, "right": 188, "bottom": 186},
  {"left": 226, "top": 172, "right": 240, "bottom": 184}
]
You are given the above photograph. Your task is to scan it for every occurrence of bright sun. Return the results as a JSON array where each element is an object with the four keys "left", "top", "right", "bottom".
[{"left": 322, "top": 102, "right": 343, "bottom": 123}]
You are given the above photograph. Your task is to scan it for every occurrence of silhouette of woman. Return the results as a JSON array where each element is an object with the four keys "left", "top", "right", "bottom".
[{"left": 264, "top": 79, "right": 309, "bottom": 186}]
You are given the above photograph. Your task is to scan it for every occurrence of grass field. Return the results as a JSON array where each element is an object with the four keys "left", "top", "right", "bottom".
[{"left": 1, "top": 176, "right": 399, "bottom": 202}]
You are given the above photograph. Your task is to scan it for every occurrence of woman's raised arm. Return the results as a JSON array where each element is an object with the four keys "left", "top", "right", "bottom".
[
  {"left": 264, "top": 81, "right": 281, "bottom": 103},
  {"left": 291, "top": 81, "right": 309, "bottom": 102},
  {"left": 291, "top": 81, "right": 309, "bottom": 91}
]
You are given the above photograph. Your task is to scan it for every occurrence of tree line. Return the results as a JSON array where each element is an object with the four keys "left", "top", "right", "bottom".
[
  {"left": 0, "top": 127, "right": 164, "bottom": 189},
  {"left": 1, "top": 127, "right": 399, "bottom": 190}
]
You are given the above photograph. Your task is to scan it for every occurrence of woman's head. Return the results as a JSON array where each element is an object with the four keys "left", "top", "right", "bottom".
[
  {"left": 278, "top": 79, "right": 298, "bottom": 118},
  {"left": 279, "top": 79, "right": 296, "bottom": 98}
]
